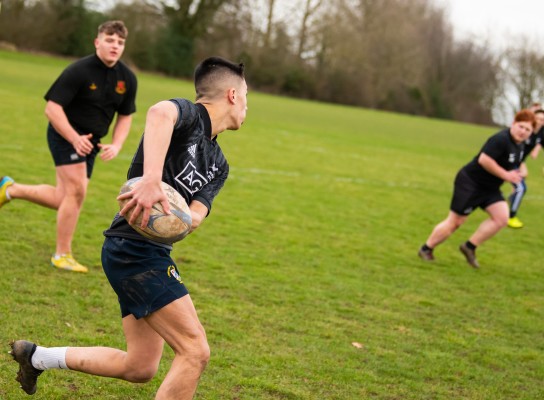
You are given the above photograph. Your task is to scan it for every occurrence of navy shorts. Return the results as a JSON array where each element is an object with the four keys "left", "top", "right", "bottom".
[
  {"left": 101, "top": 236, "right": 189, "bottom": 319},
  {"left": 47, "top": 124, "right": 99, "bottom": 179},
  {"left": 450, "top": 170, "right": 504, "bottom": 215}
]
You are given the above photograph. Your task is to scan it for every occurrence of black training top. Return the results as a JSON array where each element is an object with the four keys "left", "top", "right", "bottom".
[
  {"left": 521, "top": 127, "right": 543, "bottom": 162},
  {"left": 460, "top": 128, "right": 524, "bottom": 190},
  {"left": 44, "top": 54, "right": 137, "bottom": 139},
  {"left": 104, "top": 99, "right": 229, "bottom": 248}
]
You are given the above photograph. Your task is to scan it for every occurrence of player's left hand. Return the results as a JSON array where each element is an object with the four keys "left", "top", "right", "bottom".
[{"left": 98, "top": 143, "right": 121, "bottom": 161}]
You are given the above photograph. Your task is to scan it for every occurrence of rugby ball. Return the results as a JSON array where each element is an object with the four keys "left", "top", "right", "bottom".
[{"left": 118, "top": 177, "right": 192, "bottom": 244}]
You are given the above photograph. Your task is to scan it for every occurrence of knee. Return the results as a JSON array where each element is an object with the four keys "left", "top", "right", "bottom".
[
  {"left": 194, "top": 339, "right": 211, "bottom": 370},
  {"left": 124, "top": 364, "right": 159, "bottom": 383},
  {"left": 496, "top": 215, "right": 509, "bottom": 229},
  {"left": 447, "top": 219, "right": 464, "bottom": 232},
  {"left": 186, "top": 338, "right": 210, "bottom": 372}
]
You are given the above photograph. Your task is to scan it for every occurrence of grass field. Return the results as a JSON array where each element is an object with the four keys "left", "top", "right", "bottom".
[{"left": 1, "top": 49, "right": 543, "bottom": 399}]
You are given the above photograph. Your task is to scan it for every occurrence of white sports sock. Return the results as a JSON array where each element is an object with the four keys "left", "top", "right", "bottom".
[
  {"left": 31, "top": 346, "right": 69, "bottom": 370},
  {"left": 5, "top": 188, "right": 11, "bottom": 201}
]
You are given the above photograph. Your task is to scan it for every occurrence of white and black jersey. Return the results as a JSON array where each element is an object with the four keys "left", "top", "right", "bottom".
[
  {"left": 104, "top": 98, "right": 229, "bottom": 247},
  {"left": 460, "top": 128, "right": 524, "bottom": 190},
  {"left": 521, "top": 127, "right": 543, "bottom": 162}
]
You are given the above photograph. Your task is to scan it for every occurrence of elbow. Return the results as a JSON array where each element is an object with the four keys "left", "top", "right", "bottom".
[{"left": 44, "top": 101, "right": 60, "bottom": 121}]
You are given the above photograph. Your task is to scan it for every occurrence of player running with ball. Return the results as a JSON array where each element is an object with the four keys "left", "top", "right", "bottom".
[{"left": 10, "top": 56, "right": 248, "bottom": 400}]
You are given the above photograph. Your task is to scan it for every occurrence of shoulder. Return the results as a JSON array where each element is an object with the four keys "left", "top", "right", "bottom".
[
  {"left": 116, "top": 60, "right": 137, "bottom": 80},
  {"left": 488, "top": 129, "right": 509, "bottom": 143},
  {"left": 169, "top": 99, "right": 200, "bottom": 123},
  {"left": 66, "top": 54, "right": 96, "bottom": 71}
]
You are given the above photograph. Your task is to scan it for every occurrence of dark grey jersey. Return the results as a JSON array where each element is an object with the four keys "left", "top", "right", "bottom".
[{"left": 104, "top": 99, "right": 229, "bottom": 247}]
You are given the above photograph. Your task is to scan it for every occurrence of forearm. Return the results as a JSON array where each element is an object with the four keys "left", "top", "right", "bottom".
[
  {"left": 110, "top": 114, "right": 132, "bottom": 149},
  {"left": 530, "top": 144, "right": 541, "bottom": 159},
  {"left": 519, "top": 162, "right": 528, "bottom": 178},
  {"left": 188, "top": 200, "right": 208, "bottom": 232},
  {"left": 478, "top": 153, "right": 509, "bottom": 180}
]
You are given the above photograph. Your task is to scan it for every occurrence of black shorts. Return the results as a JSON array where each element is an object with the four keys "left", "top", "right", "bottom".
[
  {"left": 47, "top": 124, "right": 99, "bottom": 179},
  {"left": 101, "top": 236, "right": 189, "bottom": 319},
  {"left": 450, "top": 170, "right": 504, "bottom": 216}
]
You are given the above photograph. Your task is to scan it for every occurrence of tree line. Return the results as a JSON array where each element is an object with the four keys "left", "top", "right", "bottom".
[{"left": 1, "top": 0, "right": 544, "bottom": 125}]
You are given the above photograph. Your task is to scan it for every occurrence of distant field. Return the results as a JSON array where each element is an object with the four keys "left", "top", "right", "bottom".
[{"left": 1, "top": 49, "right": 543, "bottom": 399}]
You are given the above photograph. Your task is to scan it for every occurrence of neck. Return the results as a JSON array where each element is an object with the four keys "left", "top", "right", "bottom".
[
  {"left": 96, "top": 53, "right": 116, "bottom": 68},
  {"left": 198, "top": 102, "right": 230, "bottom": 137}
]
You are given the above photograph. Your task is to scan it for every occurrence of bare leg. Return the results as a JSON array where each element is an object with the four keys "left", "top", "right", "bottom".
[
  {"left": 468, "top": 201, "right": 508, "bottom": 246},
  {"left": 7, "top": 163, "right": 88, "bottom": 255},
  {"left": 145, "top": 295, "right": 210, "bottom": 400},
  {"left": 425, "top": 211, "right": 468, "bottom": 248},
  {"left": 7, "top": 181, "right": 64, "bottom": 209},
  {"left": 66, "top": 315, "right": 164, "bottom": 382},
  {"left": 54, "top": 163, "right": 88, "bottom": 255}
]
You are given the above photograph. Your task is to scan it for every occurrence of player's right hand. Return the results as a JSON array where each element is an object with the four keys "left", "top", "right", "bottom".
[
  {"left": 117, "top": 177, "right": 171, "bottom": 229},
  {"left": 506, "top": 169, "right": 523, "bottom": 184},
  {"left": 73, "top": 133, "right": 94, "bottom": 156}
]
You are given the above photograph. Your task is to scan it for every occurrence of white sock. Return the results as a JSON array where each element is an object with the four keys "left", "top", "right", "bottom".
[{"left": 31, "top": 346, "right": 69, "bottom": 370}]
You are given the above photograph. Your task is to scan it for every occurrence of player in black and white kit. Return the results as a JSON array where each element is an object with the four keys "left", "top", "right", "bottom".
[
  {"left": 507, "top": 109, "right": 544, "bottom": 228},
  {"left": 418, "top": 109, "right": 535, "bottom": 268},
  {"left": 0, "top": 21, "right": 137, "bottom": 272},
  {"left": 104, "top": 97, "right": 229, "bottom": 243},
  {"left": 10, "top": 57, "right": 248, "bottom": 399}
]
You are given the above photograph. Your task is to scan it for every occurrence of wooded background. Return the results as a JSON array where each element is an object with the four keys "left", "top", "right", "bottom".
[{"left": 2, "top": 0, "right": 544, "bottom": 125}]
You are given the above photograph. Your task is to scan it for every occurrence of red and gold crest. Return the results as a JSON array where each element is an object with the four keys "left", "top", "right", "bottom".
[{"left": 115, "top": 81, "right": 126, "bottom": 94}]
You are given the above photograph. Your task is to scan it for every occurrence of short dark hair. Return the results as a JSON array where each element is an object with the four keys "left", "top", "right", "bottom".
[
  {"left": 194, "top": 57, "right": 245, "bottom": 100},
  {"left": 98, "top": 20, "right": 128, "bottom": 39}
]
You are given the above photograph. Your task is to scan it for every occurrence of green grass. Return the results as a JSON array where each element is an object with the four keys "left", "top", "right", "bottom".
[{"left": 1, "top": 49, "right": 544, "bottom": 399}]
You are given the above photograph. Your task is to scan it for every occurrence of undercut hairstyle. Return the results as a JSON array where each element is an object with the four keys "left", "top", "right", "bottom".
[
  {"left": 194, "top": 57, "right": 245, "bottom": 100},
  {"left": 514, "top": 109, "right": 536, "bottom": 129},
  {"left": 98, "top": 20, "right": 128, "bottom": 39}
]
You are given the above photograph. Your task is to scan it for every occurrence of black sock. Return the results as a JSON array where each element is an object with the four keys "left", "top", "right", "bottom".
[
  {"left": 422, "top": 244, "right": 432, "bottom": 251},
  {"left": 465, "top": 241, "right": 476, "bottom": 250}
]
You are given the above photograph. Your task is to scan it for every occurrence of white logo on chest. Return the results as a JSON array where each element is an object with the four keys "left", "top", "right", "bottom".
[
  {"left": 175, "top": 161, "right": 209, "bottom": 194},
  {"left": 188, "top": 144, "right": 197, "bottom": 158}
]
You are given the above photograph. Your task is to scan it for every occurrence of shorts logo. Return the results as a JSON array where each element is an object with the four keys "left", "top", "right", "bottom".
[
  {"left": 115, "top": 81, "right": 126, "bottom": 94},
  {"left": 175, "top": 161, "right": 209, "bottom": 194},
  {"left": 464, "top": 207, "right": 474, "bottom": 214},
  {"left": 70, "top": 153, "right": 79, "bottom": 161},
  {"left": 89, "top": 83, "right": 97, "bottom": 90},
  {"left": 167, "top": 265, "right": 183, "bottom": 283}
]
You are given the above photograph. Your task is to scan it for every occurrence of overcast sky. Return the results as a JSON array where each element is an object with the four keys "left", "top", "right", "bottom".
[{"left": 436, "top": 0, "right": 544, "bottom": 49}]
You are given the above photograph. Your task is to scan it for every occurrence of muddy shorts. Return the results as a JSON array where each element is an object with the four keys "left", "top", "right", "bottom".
[{"left": 101, "top": 236, "right": 189, "bottom": 319}]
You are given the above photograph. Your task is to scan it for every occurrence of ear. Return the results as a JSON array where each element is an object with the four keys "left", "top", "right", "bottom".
[
  {"left": 227, "top": 88, "right": 236, "bottom": 104},
  {"left": 94, "top": 37, "right": 100, "bottom": 49}
]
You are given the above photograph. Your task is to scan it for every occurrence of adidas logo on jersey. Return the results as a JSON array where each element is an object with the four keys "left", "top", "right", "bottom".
[{"left": 188, "top": 144, "right": 197, "bottom": 158}]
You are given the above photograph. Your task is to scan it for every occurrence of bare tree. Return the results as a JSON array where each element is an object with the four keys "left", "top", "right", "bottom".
[
  {"left": 297, "top": 0, "right": 322, "bottom": 60},
  {"left": 501, "top": 40, "right": 544, "bottom": 112}
]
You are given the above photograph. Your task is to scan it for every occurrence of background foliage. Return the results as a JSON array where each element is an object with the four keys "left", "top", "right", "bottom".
[{"left": 2, "top": 0, "right": 544, "bottom": 125}]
